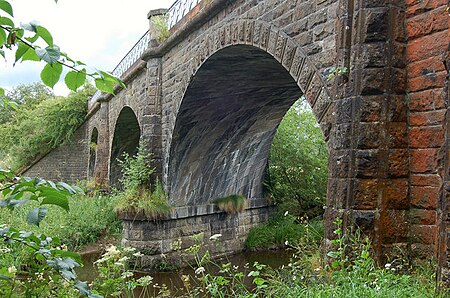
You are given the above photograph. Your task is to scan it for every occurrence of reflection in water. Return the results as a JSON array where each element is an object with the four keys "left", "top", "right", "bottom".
[{"left": 78, "top": 249, "right": 292, "bottom": 297}]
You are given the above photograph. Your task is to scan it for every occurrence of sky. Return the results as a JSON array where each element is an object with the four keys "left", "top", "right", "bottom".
[{"left": 1, "top": 0, "right": 172, "bottom": 95}]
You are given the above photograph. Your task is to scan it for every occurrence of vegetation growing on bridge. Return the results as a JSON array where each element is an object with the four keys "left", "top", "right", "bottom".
[
  {"left": 213, "top": 194, "right": 247, "bottom": 214},
  {"left": 114, "top": 143, "right": 172, "bottom": 219},
  {"left": 0, "top": 83, "right": 93, "bottom": 172}
]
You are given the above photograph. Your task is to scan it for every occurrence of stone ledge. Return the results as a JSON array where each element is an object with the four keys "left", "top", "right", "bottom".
[{"left": 118, "top": 197, "right": 271, "bottom": 221}]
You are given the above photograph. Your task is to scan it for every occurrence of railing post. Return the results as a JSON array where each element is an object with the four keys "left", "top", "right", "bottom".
[{"left": 147, "top": 9, "right": 169, "bottom": 48}]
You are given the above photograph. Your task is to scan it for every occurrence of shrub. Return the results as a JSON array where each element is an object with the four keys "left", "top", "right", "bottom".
[
  {"left": 245, "top": 214, "right": 323, "bottom": 250},
  {"left": 213, "top": 194, "right": 247, "bottom": 214},
  {"left": 151, "top": 14, "right": 170, "bottom": 43},
  {"left": 0, "top": 194, "right": 122, "bottom": 269}
]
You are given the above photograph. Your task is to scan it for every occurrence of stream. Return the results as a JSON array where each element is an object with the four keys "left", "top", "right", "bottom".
[{"left": 77, "top": 249, "right": 293, "bottom": 297}]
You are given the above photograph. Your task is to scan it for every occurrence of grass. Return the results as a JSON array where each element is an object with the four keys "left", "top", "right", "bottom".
[
  {"left": 114, "top": 180, "right": 172, "bottom": 219},
  {"left": 0, "top": 194, "right": 122, "bottom": 268},
  {"left": 213, "top": 194, "right": 247, "bottom": 214},
  {"left": 245, "top": 213, "right": 323, "bottom": 250}
]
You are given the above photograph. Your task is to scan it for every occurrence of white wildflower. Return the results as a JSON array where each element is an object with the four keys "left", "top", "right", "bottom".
[
  {"left": 124, "top": 246, "right": 136, "bottom": 253},
  {"left": 121, "top": 271, "right": 134, "bottom": 278},
  {"left": 284, "top": 211, "right": 289, "bottom": 216},
  {"left": 209, "top": 234, "right": 222, "bottom": 241},
  {"left": 106, "top": 245, "right": 120, "bottom": 256},
  {"left": 133, "top": 251, "right": 144, "bottom": 258},
  {"left": 118, "top": 256, "right": 129, "bottom": 263},
  {"left": 195, "top": 266, "right": 205, "bottom": 275},
  {"left": 138, "top": 275, "right": 153, "bottom": 286},
  {"left": 8, "top": 266, "right": 16, "bottom": 274},
  {"left": 384, "top": 263, "right": 391, "bottom": 269}
]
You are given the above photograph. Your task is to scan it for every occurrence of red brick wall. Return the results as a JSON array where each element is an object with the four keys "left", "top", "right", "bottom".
[{"left": 406, "top": 0, "right": 449, "bottom": 258}]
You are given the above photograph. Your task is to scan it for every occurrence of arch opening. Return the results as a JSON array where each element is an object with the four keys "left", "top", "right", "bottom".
[
  {"left": 88, "top": 127, "right": 99, "bottom": 179},
  {"left": 168, "top": 45, "right": 328, "bottom": 206},
  {"left": 110, "top": 107, "right": 141, "bottom": 187}
]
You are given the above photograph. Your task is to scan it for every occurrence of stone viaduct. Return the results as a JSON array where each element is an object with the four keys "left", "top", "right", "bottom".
[{"left": 22, "top": 0, "right": 450, "bottom": 281}]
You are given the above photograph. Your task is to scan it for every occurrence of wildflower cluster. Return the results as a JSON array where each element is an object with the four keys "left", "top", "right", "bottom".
[{"left": 91, "top": 245, "right": 152, "bottom": 297}]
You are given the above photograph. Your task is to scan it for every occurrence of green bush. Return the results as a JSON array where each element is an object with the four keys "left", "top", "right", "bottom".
[
  {"left": 0, "top": 84, "right": 93, "bottom": 171},
  {"left": 245, "top": 214, "right": 323, "bottom": 250},
  {"left": 0, "top": 194, "right": 122, "bottom": 269},
  {"left": 266, "top": 98, "right": 328, "bottom": 218}
]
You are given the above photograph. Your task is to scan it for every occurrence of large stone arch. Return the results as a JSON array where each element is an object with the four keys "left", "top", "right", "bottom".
[
  {"left": 166, "top": 19, "right": 335, "bottom": 206},
  {"left": 109, "top": 106, "right": 141, "bottom": 187}
]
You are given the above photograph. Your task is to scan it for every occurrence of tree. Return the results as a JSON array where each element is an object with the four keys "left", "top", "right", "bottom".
[
  {"left": 266, "top": 99, "right": 328, "bottom": 218},
  {"left": 0, "top": 82, "right": 53, "bottom": 124}
]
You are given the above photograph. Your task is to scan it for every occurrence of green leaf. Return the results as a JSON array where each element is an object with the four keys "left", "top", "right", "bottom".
[
  {"left": 0, "top": 0, "right": 13, "bottom": 17},
  {"left": 0, "top": 88, "right": 4, "bottom": 96},
  {"left": 27, "top": 207, "right": 48, "bottom": 226},
  {"left": 95, "top": 78, "right": 115, "bottom": 94},
  {"left": 56, "top": 181, "right": 78, "bottom": 194},
  {"left": 25, "top": 33, "right": 39, "bottom": 43},
  {"left": 0, "top": 49, "right": 4, "bottom": 59},
  {"left": 36, "top": 45, "right": 61, "bottom": 64},
  {"left": 253, "top": 277, "right": 266, "bottom": 286},
  {"left": 22, "top": 47, "right": 40, "bottom": 62},
  {"left": 53, "top": 250, "right": 82, "bottom": 264},
  {"left": 36, "top": 25, "right": 53, "bottom": 46},
  {"left": 15, "top": 41, "right": 28, "bottom": 63},
  {"left": 0, "top": 28, "right": 6, "bottom": 47},
  {"left": 98, "top": 70, "right": 125, "bottom": 88},
  {"left": 0, "top": 16, "right": 13, "bottom": 27},
  {"left": 39, "top": 187, "right": 70, "bottom": 211},
  {"left": 40, "top": 63, "right": 62, "bottom": 88},
  {"left": 65, "top": 70, "right": 86, "bottom": 91}
]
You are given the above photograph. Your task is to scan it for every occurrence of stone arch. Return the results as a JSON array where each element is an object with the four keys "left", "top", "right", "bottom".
[
  {"left": 181, "top": 19, "right": 333, "bottom": 127},
  {"left": 167, "top": 37, "right": 334, "bottom": 206},
  {"left": 88, "top": 127, "right": 99, "bottom": 180},
  {"left": 109, "top": 106, "right": 141, "bottom": 187}
]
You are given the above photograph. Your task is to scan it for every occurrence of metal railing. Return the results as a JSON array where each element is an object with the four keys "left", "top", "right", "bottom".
[
  {"left": 90, "top": 30, "right": 150, "bottom": 105},
  {"left": 90, "top": 0, "right": 201, "bottom": 106},
  {"left": 167, "top": 0, "right": 201, "bottom": 29}
]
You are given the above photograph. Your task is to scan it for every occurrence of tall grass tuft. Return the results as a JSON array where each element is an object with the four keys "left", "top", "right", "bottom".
[{"left": 213, "top": 194, "right": 247, "bottom": 214}]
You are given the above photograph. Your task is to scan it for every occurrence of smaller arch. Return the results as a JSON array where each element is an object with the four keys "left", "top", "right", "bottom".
[
  {"left": 109, "top": 106, "right": 141, "bottom": 187},
  {"left": 88, "top": 127, "right": 99, "bottom": 179}
]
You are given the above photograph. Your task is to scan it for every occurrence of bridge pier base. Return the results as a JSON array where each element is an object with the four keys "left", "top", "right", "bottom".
[{"left": 119, "top": 198, "right": 273, "bottom": 270}]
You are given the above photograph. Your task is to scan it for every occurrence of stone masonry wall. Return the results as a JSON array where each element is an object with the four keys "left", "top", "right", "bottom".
[
  {"left": 22, "top": 122, "right": 89, "bottom": 183},
  {"left": 120, "top": 198, "right": 272, "bottom": 270},
  {"left": 406, "top": 0, "right": 449, "bottom": 260}
]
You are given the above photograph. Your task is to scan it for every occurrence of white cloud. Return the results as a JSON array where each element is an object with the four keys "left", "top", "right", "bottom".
[{"left": 1, "top": 0, "right": 171, "bottom": 95}]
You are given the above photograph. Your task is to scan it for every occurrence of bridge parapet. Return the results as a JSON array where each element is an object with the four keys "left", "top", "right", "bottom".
[
  {"left": 89, "top": 30, "right": 150, "bottom": 109},
  {"left": 167, "top": 0, "right": 201, "bottom": 29}
]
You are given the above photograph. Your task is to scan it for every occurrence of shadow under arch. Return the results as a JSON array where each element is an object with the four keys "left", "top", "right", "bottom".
[
  {"left": 168, "top": 44, "right": 329, "bottom": 206},
  {"left": 88, "top": 127, "right": 99, "bottom": 179},
  {"left": 110, "top": 106, "right": 141, "bottom": 187}
]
